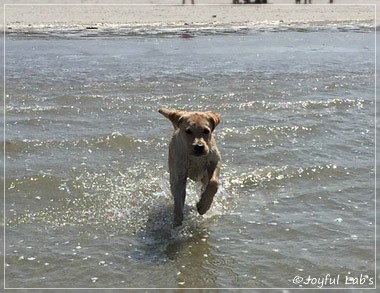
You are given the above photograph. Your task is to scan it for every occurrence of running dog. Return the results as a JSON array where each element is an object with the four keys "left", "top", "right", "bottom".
[{"left": 159, "top": 108, "right": 222, "bottom": 226}]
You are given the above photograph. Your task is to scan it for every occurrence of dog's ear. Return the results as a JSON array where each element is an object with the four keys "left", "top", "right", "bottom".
[
  {"left": 206, "top": 111, "right": 221, "bottom": 131},
  {"left": 159, "top": 108, "right": 185, "bottom": 129}
]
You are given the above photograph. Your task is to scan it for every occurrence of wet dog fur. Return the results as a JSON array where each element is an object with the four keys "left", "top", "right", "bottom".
[{"left": 159, "top": 108, "right": 221, "bottom": 226}]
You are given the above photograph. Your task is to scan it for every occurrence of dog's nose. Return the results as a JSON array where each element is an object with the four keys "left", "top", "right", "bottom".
[{"left": 194, "top": 144, "right": 205, "bottom": 155}]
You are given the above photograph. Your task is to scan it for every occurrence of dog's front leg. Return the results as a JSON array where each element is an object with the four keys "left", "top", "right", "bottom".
[
  {"left": 171, "top": 174, "right": 187, "bottom": 226},
  {"left": 197, "top": 161, "right": 221, "bottom": 215}
]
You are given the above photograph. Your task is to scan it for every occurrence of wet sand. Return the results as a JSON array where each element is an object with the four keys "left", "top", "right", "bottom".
[{"left": 2, "top": 1, "right": 376, "bottom": 33}]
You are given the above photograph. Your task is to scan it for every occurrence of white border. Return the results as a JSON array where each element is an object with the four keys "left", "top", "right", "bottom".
[
  {"left": 3, "top": 3, "right": 6, "bottom": 292},
  {"left": 2, "top": 3, "right": 377, "bottom": 291}
]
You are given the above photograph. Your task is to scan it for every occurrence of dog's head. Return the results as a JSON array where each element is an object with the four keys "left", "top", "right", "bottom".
[{"left": 159, "top": 108, "right": 221, "bottom": 157}]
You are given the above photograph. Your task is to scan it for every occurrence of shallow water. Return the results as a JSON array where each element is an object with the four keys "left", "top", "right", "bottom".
[{"left": 3, "top": 25, "right": 376, "bottom": 289}]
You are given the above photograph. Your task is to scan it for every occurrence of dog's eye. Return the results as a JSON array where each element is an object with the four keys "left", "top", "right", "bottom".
[
  {"left": 185, "top": 128, "right": 193, "bottom": 135},
  {"left": 203, "top": 129, "right": 210, "bottom": 135}
]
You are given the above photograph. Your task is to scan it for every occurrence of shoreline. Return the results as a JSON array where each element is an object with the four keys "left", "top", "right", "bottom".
[{"left": 3, "top": 4, "right": 376, "bottom": 35}]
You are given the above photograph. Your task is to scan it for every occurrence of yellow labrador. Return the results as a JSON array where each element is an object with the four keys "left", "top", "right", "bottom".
[{"left": 159, "top": 108, "right": 222, "bottom": 226}]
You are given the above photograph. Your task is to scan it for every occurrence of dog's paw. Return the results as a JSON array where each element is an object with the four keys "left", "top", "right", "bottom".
[
  {"left": 197, "top": 184, "right": 217, "bottom": 215},
  {"left": 196, "top": 200, "right": 211, "bottom": 215},
  {"left": 173, "top": 215, "right": 184, "bottom": 227}
]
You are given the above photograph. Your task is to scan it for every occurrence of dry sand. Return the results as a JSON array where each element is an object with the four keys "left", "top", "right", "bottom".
[{"left": 1, "top": 0, "right": 377, "bottom": 33}]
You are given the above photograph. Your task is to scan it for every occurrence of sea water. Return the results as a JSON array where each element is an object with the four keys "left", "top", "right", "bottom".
[{"left": 3, "top": 24, "right": 376, "bottom": 288}]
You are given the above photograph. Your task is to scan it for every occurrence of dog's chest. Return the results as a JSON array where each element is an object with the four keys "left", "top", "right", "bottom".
[{"left": 187, "top": 158, "right": 208, "bottom": 181}]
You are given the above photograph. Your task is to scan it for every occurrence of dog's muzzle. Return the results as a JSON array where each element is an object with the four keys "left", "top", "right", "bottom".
[{"left": 193, "top": 144, "right": 205, "bottom": 156}]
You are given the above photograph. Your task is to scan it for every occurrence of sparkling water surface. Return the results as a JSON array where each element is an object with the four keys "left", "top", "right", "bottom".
[{"left": 3, "top": 25, "right": 376, "bottom": 288}]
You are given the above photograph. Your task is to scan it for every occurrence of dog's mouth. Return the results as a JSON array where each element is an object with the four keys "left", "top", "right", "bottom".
[
  {"left": 192, "top": 152, "right": 206, "bottom": 157},
  {"left": 192, "top": 144, "right": 208, "bottom": 156}
]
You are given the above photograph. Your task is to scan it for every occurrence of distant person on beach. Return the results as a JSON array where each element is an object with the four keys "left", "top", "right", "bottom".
[
  {"left": 243, "top": 0, "right": 268, "bottom": 3},
  {"left": 183, "top": 0, "right": 195, "bottom": 4},
  {"left": 296, "top": 0, "right": 333, "bottom": 3}
]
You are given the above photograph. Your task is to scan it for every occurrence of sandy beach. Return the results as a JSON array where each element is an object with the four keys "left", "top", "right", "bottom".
[{"left": 2, "top": 0, "right": 377, "bottom": 33}]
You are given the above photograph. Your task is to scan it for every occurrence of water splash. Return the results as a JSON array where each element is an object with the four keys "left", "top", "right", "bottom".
[{"left": 6, "top": 161, "right": 236, "bottom": 236}]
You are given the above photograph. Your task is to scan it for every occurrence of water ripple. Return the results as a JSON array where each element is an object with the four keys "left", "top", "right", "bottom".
[{"left": 7, "top": 21, "right": 374, "bottom": 40}]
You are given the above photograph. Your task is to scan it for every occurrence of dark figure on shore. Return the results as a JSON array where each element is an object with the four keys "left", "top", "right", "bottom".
[
  {"left": 233, "top": 0, "right": 240, "bottom": 3},
  {"left": 296, "top": 0, "right": 333, "bottom": 2},
  {"left": 183, "top": 0, "right": 195, "bottom": 4},
  {"left": 244, "top": 0, "right": 267, "bottom": 3}
]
